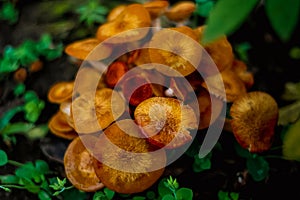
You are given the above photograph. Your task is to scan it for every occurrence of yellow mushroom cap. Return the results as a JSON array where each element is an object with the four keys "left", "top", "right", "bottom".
[
  {"left": 230, "top": 91, "right": 279, "bottom": 153},
  {"left": 96, "top": 4, "right": 151, "bottom": 44},
  {"left": 47, "top": 81, "right": 74, "bottom": 104},
  {"left": 143, "top": 1, "right": 169, "bottom": 19},
  {"left": 165, "top": 1, "right": 196, "bottom": 22}
]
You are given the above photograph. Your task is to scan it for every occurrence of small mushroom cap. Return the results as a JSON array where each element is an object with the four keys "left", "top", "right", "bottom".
[
  {"left": 165, "top": 1, "right": 196, "bottom": 22},
  {"left": 93, "top": 119, "right": 166, "bottom": 194},
  {"left": 134, "top": 97, "right": 198, "bottom": 149},
  {"left": 64, "top": 38, "right": 112, "bottom": 61},
  {"left": 194, "top": 25, "right": 234, "bottom": 73},
  {"left": 230, "top": 91, "right": 279, "bottom": 153},
  {"left": 231, "top": 59, "right": 254, "bottom": 90},
  {"left": 143, "top": 1, "right": 169, "bottom": 19},
  {"left": 64, "top": 135, "right": 104, "bottom": 192},
  {"left": 148, "top": 26, "right": 201, "bottom": 77},
  {"left": 47, "top": 81, "right": 74, "bottom": 104},
  {"left": 71, "top": 88, "right": 125, "bottom": 134},
  {"left": 201, "top": 69, "right": 247, "bottom": 102},
  {"left": 107, "top": 4, "right": 127, "bottom": 22},
  {"left": 196, "top": 87, "right": 224, "bottom": 130},
  {"left": 96, "top": 4, "right": 151, "bottom": 44},
  {"left": 105, "top": 61, "right": 129, "bottom": 88},
  {"left": 60, "top": 101, "right": 74, "bottom": 129}
]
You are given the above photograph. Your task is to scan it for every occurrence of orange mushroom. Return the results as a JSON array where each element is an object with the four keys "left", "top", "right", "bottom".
[
  {"left": 134, "top": 97, "right": 198, "bottom": 149},
  {"left": 148, "top": 26, "right": 201, "bottom": 77},
  {"left": 47, "top": 81, "right": 74, "bottom": 104},
  {"left": 231, "top": 59, "right": 254, "bottom": 90},
  {"left": 201, "top": 68, "right": 247, "bottom": 102},
  {"left": 64, "top": 38, "right": 112, "bottom": 61},
  {"left": 48, "top": 111, "right": 77, "bottom": 140},
  {"left": 230, "top": 91, "right": 279, "bottom": 153},
  {"left": 143, "top": 1, "right": 169, "bottom": 20},
  {"left": 105, "top": 61, "right": 129, "bottom": 88},
  {"left": 64, "top": 135, "right": 104, "bottom": 192},
  {"left": 107, "top": 4, "right": 127, "bottom": 22},
  {"left": 71, "top": 88, "right": 125, "bottom": 134},
  {"left": 92, "top": 119, "right": 166, "bottom": 194},
  {"left": 164, "top": 1, "right": 196, "bottom": 24},
  {"left": 96, "top": 4, "right": 151, "bottom": 44},
  {"left": 194, "top": 25, "right": 234, "bottom": 73}
]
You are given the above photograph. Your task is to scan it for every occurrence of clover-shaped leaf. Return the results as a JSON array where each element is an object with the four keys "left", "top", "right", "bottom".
[{"left": 246, "top": 155, "right": 269, "bottom": 182}]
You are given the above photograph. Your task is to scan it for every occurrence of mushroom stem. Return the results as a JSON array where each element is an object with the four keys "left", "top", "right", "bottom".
[{"left": 152, "top": 18, "right": 162, "bottom": 32}]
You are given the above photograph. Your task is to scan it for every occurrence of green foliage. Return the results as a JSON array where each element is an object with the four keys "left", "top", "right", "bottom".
[
  {"left": 0, "top": 2, "right": 19, "bottom": 24},
  {"left": 195, "top": 0, "right": 215, "bottom": 18},
  {"left": 265, "top": 0, "right": 300, "bottom": 42},
  {"left": 218, "top": 190, "right": 239, "bottom": 200},
  {"left": 76, "top": 0, "right": 109, "bottom": 28},
  {"left": 290, "top": 47, "right": 300, "bottom": 59},
  {"left": 93, "top": 188, "right": 115, "bottom": 200},
  {"left": 0, "top": 150, "right": 8, "bottom": 166},
  {"left": 282, "top": 118, "right": 300, "bottom": 161},
  {"left": 199, "top": 0, "right": 300, "bottom": 43},
  {"left": 235, "top": 143, "right": 270, "bottom": 181},
  {"left": 157, "top": 176, "right": 193, "bottom": 200},
  {"left": 0, "top": 34, "right": 63, "bottom": 81},
  {"left": 201, "top": 0, "right": 259, "bottom": 44},
  {"left": 193, "top": 151, "right": 212, "bottom": 173}
]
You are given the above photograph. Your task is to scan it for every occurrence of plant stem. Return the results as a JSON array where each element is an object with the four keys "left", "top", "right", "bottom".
[
  {"left": 7, "top": 160, "right": 24, "bottom": 167},
  {"left": 0, "top": 184, "right": 26, "bottom": 189}
]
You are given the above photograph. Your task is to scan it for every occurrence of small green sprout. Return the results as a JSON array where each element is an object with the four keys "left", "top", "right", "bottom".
[{"left": 49, "top": 177, "right": 73, "bottom": 196}]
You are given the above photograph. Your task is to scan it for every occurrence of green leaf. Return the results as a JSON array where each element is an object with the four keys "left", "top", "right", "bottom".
[
  {"left": 195, "top": 1, "right": 215, "bottom": 18},
  {"left": 202, "top": 0, "right": 259, "bottom": 44},
  {"left": 0, "top": 175, "right": 20, "bottom": 184},
  {"left": 158, "top": 178, "right": 172, "bottom": 197},
  {"left": 61, "top": 188, "right": 87, "bottom": 200},
  {"left": 282, "top": 118, "right": 300, "bottom": 161},
  {"left": 146, "top": 191, "right": 156, "bottom": 199},
  {"left": 176, "top": 188, "right": 193, "bottom": 200},
  {"left": 104, "top": 187, "right": 115, "bottom": 200},
  {"left": 1, "top": 123, "right": 34, "bottom": 136},
  {"left": 234, "top": 142, "right": 251, "bottom": 158},
  {"left": 281, "top": 82, "right": 300, "bottom": 101},
  {"left": 38, "top": 190, "right": 52, "bottom": 200},
  {"left": 290, "top": 47, "right": 300, "bottom": 59},
  {"left": 265, "top": 0, "right": 300, "bottom": 42},
  {"left": 218, "top": 190, "right": 239, "bottom": 200},
  {"left": 246, "top": 155, "right": 269, "bottom": 182},
  {"left": 25, "top": 124, "right": 49, "bottom": 140},
  {"left": 24, "top": 100, "right": 45, "bottom": 123},
  {"left": 132, "top": 197, "right": 146, "bottom": 200},
  {"left": 193, "top": 152, "right": 212, "bottom": 172},
  {"left": 14, "top": 83, "right": 26, "bottom": 96},
  {"left": 35, "top": 160, "right": 50, "bottom": 175},
  {"left": 0, "top": 150, "right": 8, "bottom": 166},
  {"left": 278, "top": 100, "right": 300, "bottom": 125},
  {"left": 0, "top": 2, "right": 19, "bottom": 24},
  {"left": 0, "top": 106, "right": 24, "bottom": 131},
  {"left": 162, "top": 194, "right": 175, "bottom": 200}
]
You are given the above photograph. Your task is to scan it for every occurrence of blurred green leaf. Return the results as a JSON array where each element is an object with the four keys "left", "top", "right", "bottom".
[
  {"left": 0, "top": 106, "right": 24, "bottom": 131},
  {"left": 103, "top": 187, "right": 115, "bottom": 200},
  {"left": 1, "top": 123, "right": 34, "bottom": 136},
  {"left": 234, "top": 141, "right": 251, "bottom": 158},
  {"left": 218, "top": 190, "right": 239, "bottom": 200},
  {"left": 14, "top": 83, "right": 26, "bottom": 97},
  {"left": 25, "top": 124, "right": 49, "bottom": 140},
  {"left": 282, "top": 118, "right": 300, "bottom": 161},
  {"left": 202, "top": 0, "right": 259, "bottom": 44},
  {"left": 61, "top": 187, "right": 87, "bottom": 200},
  {"left": 195, "top": 1, "right": 215, "bottom": 18},
  {"left": 0, "top": 175, "right": 20, "bottom": 184},
  {"left": 279, "top": 101, "right": 300, "bottom": 125},
  {"left": 35, "top": 160, "right": 50, "bottom": 175},
  {"left": 24, "top": 100, "right": 45, "bottom": 123},
  {"left": 265, "top": 0, "right": 300, "bottom": 42},
  {"left": 176, "top": 188, "right": 193, "bottom": 200},
  {"left": 290, "top": 47, "right": 300, "bottom": 59},
  {"left": 193, "top": 152, "right": 212, "bottom": 172},
  {"left": 0, "top": 150, "right": 8, "bottom": 166},
  {"left": 146, "top": 191, "right": 156, "bottom": 199},
  {"left": 281, "top": 82, "right": 300, "bottom": 101},
  {"left": 0, "top": 2, "right": 19, "bottom": 24},
  {"left": 162, "top": 194, "right": 175, "bottom": 200},
  {"left": 246, "top": 155, "right": 269, "bottom": 182},
  {"left": 38, "top": 190, "right": 52, "bottom": 200}
]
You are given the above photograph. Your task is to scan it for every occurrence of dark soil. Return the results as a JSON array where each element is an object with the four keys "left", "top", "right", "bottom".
[{"left": 1, "top": 1, "right": 300, "bottom": 200}]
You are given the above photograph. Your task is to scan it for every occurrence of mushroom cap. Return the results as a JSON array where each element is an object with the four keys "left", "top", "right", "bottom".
[
  {"left": 134, "top": 97, "right": 198, "bottom": 149},
  {"left": 48, "top": 111, "right": 77, "bottom": 140},
  {"left": 230, "top": 91, "right": 279, "bottom": 153},
  {"left": 92, "top": 119, "right": 166, "bottom": 194},
  {"left": 59, "top": 101, "right": 74, "bottom": 129},
  {"left": 143, "top": 1, "right": 169, "bottom": 19},
  {"left": 107, "top": 4, "right": 127, "bottom": 22},
  {"left": 64, "top": 135, "right": 104, "bottom": 192},
  {"left": 165, "top": 1, "right": 196, "bottom": 22},
  {"left": 148, "top": 26, "right": 201, "bottom": 77},
  {"left": 96, "top": 4, "right": 151, "bottom": 44},
  {"left": 231, "top": 59, "right": 254, "bottom": 90},
  {"left": 105, "top": 61, "right": 129, "bottom": 88},
  {"left": 194, "top": 25, "right": 234, "bottom": 73},
  {"left": 71, "top": 88, "right": 125, "bottom": 134},
  {"left": 47, "top": 81, "right": 74, "bottom": 104},
  {"left": 64, "top": 38, "right": 112, "bottom": 61},
  {"left": 201, "top": 68, "right": 247, "bottom": 102},
  {"left": 196, "top": 87, "right": 224, "bottom": 130}
]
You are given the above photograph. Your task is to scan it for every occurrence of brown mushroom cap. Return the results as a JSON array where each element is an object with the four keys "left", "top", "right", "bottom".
[
  {"left": 93, "top": 119, "right": 166, "bottom": 194},
  {"left": 107, "top": 4, "right": 127, "bottom": 22},
  {"left": 71, "top": 88, "right": 125, "bottom": 134},
  {"left": 64, "top": 135, "right": 104, "bottom": 192},
  {"left": 143, "top": 1, "right": 169, "bottom": 19},
  {"left": 165, "top": 1, "right": 196, "bottom": 22},
  {"left": 64, "top": 38, "right": 112, "bottom": 61},
  {"left": 231, "top": 59, "right": 254, "bottom": 90},
  {"left": 96, "top": 4, "right": 151, "bottom": 44},
  {"left": 148, "top": 26, "right": 201, "bottom": 77},
  {"left": 230, "top": 91, "right": 279, "bottom": 153},
  {"left": 194, "top": 25, "right": 234, "bottom": 73},
  {"left": 47, "top": 81, "right": 74, "bottom": 104},
  {"left": 134, "top": 97, "right": 198, "bottom": 149}
]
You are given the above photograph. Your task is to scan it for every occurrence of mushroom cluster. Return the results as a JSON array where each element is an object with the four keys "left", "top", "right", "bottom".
[{"left": 46, "top": 0, "right": 278, "bottom": 194}]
